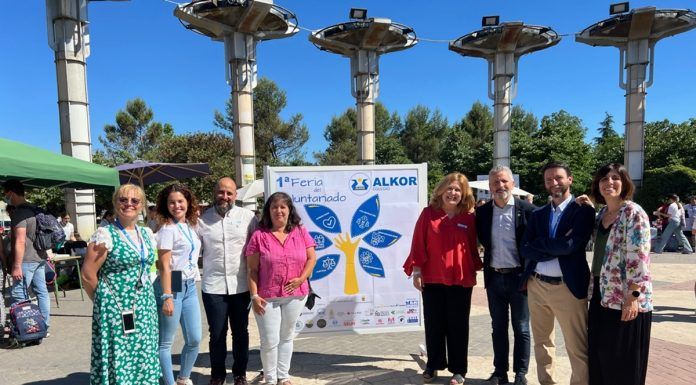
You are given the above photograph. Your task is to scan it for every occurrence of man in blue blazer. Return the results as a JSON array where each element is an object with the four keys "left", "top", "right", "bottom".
[
  {"left": 521, "top": 161, "right": 595, "bottom": 385},
  {"left": 476, "top": 166, "right": 536, "bottom": 385}
]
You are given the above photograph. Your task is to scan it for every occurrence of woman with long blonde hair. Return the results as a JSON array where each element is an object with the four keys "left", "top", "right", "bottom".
[{"left": 403, "top": 173, "right": 482, "bottom": 385}]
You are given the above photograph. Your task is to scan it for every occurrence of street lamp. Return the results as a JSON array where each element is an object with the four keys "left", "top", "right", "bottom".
[
  {"left": 450, "top": 21, "right": 560, "bottom": 168},
  {"left": 174, "top": 0, "right": 298, "bottom": 208},
  {"left": 576, "top": 6, "right": 696, "bottom": 188},
  {"left": 309, "top": 10, "right": 417, "bottom": 165}
]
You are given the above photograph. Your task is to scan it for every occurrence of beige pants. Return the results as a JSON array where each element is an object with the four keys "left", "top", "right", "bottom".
[{"left": 527, "top": 277, "right": 588, "bottom": 385}]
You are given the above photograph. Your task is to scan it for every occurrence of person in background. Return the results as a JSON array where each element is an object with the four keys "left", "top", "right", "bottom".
[
  {"left": 683, "top": 196, "right": 696, "bottom": 250},
  {"left": 3, "top": 179, "right": 52, "bottom": 332},
  {"left": 403, "top": 173, "right": 481, "bottom": 385},
  {"left": 60, "top": 213, "right": 76, "bottom": 242},
  {"left": 246, "top": 192, "right": 316, "bottom": 385},
  {"left": 653, "top": 193, "right": 692, "bottom": 254},
  {"left": 477, "top": 198, "right": 488, "bottom": 208},
  {"left": 587, "top": 163, "right": 652, "bottom": 385},
  {"left": 99, "top": 210, "right": 115, "bottom": 228},
  {"left": 82, "top": 183, "right": 160, "bottom": 385},
  {"left": 197, "top": 177, "right": 257, "bottom": 385},
  {"left": 526, "top": 194, "right": 534, "bottom": 204},
  {"left": 476, "top": 166, "right": 536, "bottom": 385},
  {"left": 154, "top": 184, "right": 203, "bottom": 385},
  {"left": 147, "top": 205, "right": 159, "bottom": 233}
]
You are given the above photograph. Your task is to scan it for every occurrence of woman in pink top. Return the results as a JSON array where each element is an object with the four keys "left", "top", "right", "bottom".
[{"left": 246, "top": 192, "right": 317, "bottom": 385}]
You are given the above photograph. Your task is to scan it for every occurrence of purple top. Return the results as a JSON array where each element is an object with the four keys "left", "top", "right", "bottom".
[{"left": 245, "top": 225, "right": 316, "bottom": 299}]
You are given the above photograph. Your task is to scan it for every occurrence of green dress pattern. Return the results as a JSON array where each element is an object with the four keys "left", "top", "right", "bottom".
[{"left": 90, "top": 225, "right": 160, "bottom": 385}]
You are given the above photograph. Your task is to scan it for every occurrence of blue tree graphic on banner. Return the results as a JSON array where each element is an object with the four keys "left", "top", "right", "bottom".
[{"left": 305, "top": 194, "right": 402, "bottom": 294}]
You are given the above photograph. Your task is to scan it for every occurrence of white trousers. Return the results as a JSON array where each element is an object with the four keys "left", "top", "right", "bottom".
[{"left": 254, "top": 296, "right": 307, "bottom": 383}]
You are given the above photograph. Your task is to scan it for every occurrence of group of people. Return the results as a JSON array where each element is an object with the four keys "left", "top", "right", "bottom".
[
  {"left": 405, "top": 161, "right": 653, "bottom": 385},
  {"left": 55, "top": 176, "right": 313, "bottom": 385}
]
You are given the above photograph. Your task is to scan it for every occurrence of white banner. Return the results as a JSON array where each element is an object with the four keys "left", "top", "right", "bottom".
[{"left": 265, "top": 164, "right": 428, "bottom": 333}]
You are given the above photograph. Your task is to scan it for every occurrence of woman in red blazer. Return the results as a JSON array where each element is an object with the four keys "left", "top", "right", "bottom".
[{"left": 403, "top": 172, "right": 482, "bottom": 385}]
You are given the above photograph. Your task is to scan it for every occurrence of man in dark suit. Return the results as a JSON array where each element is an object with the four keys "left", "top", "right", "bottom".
[
  {"left": 521, "top": 161, "right": 595, "bottom": 385},
  {"left": 476, "top": 166, "right": 536, "bottom": 385}
]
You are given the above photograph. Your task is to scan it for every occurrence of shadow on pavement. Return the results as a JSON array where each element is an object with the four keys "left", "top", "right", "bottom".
[
  {"left": 652, "top": 305, "right": 696, "bottom": 323},
  {"left": 24, "top": 372, "right": 89, "bottom": 385}
]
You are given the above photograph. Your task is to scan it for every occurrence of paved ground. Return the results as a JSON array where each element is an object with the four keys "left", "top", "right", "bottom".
[{"left": 1, "top": 251, "right": 694, "bottom": 385}]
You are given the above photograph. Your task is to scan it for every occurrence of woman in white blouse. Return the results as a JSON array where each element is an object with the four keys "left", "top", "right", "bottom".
[{"left": 154, "top": 184, "right": 203, "bottom": 385}]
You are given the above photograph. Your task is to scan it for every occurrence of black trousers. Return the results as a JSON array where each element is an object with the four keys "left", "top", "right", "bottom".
[
  {"left": 202, "top": 291, "right": 251, "bottom": 379},
  {"left": 422, "top": 284, "right": 473, "bottom": 375},
  {"left": 588, "top": 278, "right": 652, "bottom": 385},
  {"left": 486, "top": 271, "right": 530, "bottom": 376}
]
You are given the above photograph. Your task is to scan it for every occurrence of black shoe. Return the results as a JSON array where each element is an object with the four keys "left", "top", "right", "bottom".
[
  {"left": 485, "top": 373, "right": 509, "bottom": 385},
  {"left": 422, "top": 368, "right": 438, "bottom": 383},
  {"left": 513, "top": 373, "right": 527, "bottom": 385}
]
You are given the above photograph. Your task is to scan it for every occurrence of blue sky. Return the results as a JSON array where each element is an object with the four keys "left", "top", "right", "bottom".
[{"left": 2, "top": 1, "right": 695, "bottom": 161}]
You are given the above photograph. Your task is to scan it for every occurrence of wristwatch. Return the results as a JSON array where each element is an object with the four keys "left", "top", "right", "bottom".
[
  {"left": 631, "top": 290, "right": 640, "bottom": 298},
  {"left": 161, "top": 293, "right": 174, "bottom": 301}
]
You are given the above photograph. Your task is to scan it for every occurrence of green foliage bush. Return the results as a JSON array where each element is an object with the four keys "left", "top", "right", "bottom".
[{"left": 634, "top": 165, "right": 696, "bottom": 216}]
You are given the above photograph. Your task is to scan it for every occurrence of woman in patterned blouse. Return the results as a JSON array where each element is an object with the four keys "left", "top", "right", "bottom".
[{"left": 587, "top": 163, "right": 652, "bottom": 385}]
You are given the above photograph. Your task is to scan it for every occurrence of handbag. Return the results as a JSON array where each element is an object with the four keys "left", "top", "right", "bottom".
[{"left": 305, "top": 281, "right": 321, "bottom": 310}]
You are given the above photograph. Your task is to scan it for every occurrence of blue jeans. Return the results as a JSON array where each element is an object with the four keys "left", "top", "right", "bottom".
[
  {"left": 11, "top": 261, "right": 50, "bottom": 328},
  {"left": 655, "top": 219, "right": 693, "bottom": 253},
  {"left": 154, "top": 277, "right": 202, "bottom": 385},
  {"left": 486, "top": 271, "right": 530, "bottom": 376}
]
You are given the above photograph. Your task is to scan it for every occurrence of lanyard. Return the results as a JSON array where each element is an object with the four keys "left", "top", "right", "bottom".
[
  {"left": 548, "top": 205, "right": 565, "bottom": 238},
  {"left": 174, "top": 219, "right": 196, "bottom": 269},
  {"left": 114, "top": 219, "right": 148, "bottom": 271}
]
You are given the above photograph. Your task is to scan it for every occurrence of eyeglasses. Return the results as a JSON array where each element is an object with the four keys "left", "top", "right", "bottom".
[{"left": 118, "top": 197, "right": 142, "bottom": 206}]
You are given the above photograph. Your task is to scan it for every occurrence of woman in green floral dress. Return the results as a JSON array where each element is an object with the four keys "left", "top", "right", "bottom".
[{"left": 83, "top": 184, "right": 160, "bottom": 385}]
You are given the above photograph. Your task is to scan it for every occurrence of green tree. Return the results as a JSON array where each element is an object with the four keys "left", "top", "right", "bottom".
[
  {"left": 315, "top": 108, "right": 358, "bottom": 165},
  {"left": 315, "top": 102, "right": 405, "bottom": 165},
  {"left": 521, "top": 110, "right": 594, "bottom": 195},
  {"left": 151, "top": 132, "right": 236, "bottom": 203},
  {"left": 592, "top": 112, "right": 624, "bottom": 169},
  {"left": 214, "top": 78, "right": 309, "bottom": 172},
  {"left": 97, "top": 98, "right": 174, "bottom": 165},
  {"left": 399, "top": 105, "right": 448, "bottom": 164},
  {"left": 458, "top": 101, "right": 494, "bottom": 148},
  {"left": 644, "top": 118, "right": 696, "bottom": 170},
  {"left": 635, "top": 164, "right": 696, "bottom": 215}
]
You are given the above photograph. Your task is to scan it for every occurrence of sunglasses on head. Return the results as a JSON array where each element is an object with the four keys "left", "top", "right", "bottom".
[{"left": 118, "top": 197, "right": 142, "bottom": 206}]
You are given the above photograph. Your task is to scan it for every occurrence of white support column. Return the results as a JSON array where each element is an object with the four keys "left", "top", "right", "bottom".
[
  {"left": 622, "top": 39, "right": 649, "bottom": 189},
  {"left": 490, "top": 52, "right": 515, "bottom": 168},
  {"left": 48, "top": 0, "right": 96, "bottom": 238},
  {"left": 225, "top": 32, "right": 257, "bottom": 208},
  {"left": 351, "top": 50, "right": 379, "bottom": 165}
]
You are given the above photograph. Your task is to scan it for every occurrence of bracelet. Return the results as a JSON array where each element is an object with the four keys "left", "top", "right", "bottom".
[
  {"left": 161, "top": 293, "right": 174, "bottom": 301},
  {"left": 412, "top": 272, "right": 422, "bottom": 278},
  {"left": 251, "top": 294, "right": 260, "bottom": 300}
]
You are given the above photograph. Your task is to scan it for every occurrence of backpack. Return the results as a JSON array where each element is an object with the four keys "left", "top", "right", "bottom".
[{"left": 32, "top": 208, "right": 66, "bottom": 252}]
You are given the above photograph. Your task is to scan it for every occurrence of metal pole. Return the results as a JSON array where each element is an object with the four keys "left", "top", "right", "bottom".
[
  {"left": 351, "top": 50, "right": 379, "bottom": 165},
  {"left": 47, "top": 0, "right": 96, "bottom": 237},
  {"left": 490, "top": 52, "right": 515, "bottom": 168},
  {"left": 622, "top": 39, "right": 650, "bottom": 189},
  {"left": 225, "top": 32, "right": 257, "bottom": 208}
]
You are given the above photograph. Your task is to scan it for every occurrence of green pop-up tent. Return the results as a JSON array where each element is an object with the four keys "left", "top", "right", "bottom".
[{"left": 0, "top": 138, "right": 120, "bottom": 189}]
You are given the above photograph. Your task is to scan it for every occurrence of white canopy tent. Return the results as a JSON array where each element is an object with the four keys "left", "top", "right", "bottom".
[{"left": 468, "top": 180, "right": 532, "bottom": 196}]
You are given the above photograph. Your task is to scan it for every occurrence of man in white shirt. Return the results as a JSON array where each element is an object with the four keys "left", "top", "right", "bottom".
[
  {"left": 654, "top": 193, "right": 693, "bottom": 254},
  {"left": 197, "top": 177, "right": 257, "bottom": 385}
]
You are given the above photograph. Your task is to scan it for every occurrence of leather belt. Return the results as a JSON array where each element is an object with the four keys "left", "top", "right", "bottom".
[
  {"left": 491, "top": 267, "right": 522, "bottom": 274},
  {"left": 533, "top": 272, "right": 563, "bottom": 285}
]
